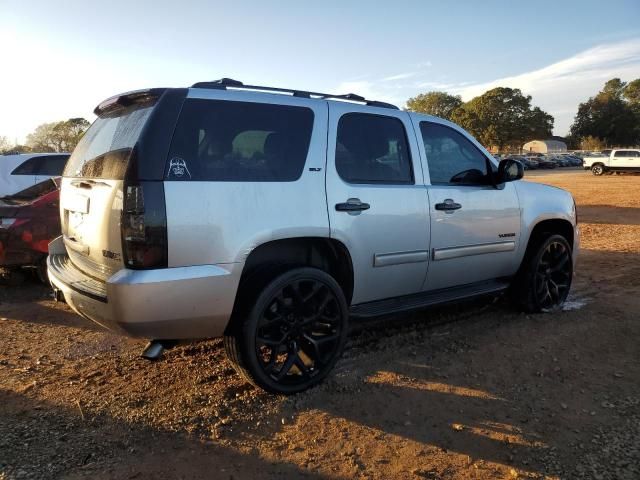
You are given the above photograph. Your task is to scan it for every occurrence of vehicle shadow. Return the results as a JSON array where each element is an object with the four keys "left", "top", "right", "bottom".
[
  {"left": 0, "top": 389, "right": 328, "bottom": 480},
  {"left": 301, "top": 309, "right": 551, "bottom": 475},
  {"left": 286, "top": 247, "right": 640, "bottom": 477},
  {"left": 0, "top": 285, "right": 105, "bottom": 333}
]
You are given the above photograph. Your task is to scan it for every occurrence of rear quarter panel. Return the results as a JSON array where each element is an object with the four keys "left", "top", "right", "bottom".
[{"left": 164, "top": 90, "right": 330, "bottom": 267}]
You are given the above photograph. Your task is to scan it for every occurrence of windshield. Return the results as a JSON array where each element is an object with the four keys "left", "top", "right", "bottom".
[{"left": 63, "top": 104, "right": 154, "bottom": 178}]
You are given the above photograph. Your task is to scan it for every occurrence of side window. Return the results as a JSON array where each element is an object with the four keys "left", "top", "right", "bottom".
[
  {"left": 11, "top": 155, "right": 69, "bottom": 176},
  {"left": 336, "top": 113, "right": 413, "bottom": 184},
  {"left": 167, "top": 99, "right": 314, "bottom": 182},
  {"left": 420, "top": 122, "right": 490, "bottom": 185},
  {"left": 614, "top": 151, "right": 627, "bottom": 157},
  {"left": 35, "top": 155, "right": 69, "bottom": 175}
]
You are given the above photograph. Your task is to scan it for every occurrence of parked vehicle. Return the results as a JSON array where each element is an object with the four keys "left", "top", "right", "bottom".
[
  {"left": 0, "top": 178, "right": 61, "bottom": 283},
  {"left": 550, "top": 156, "right": 570, "bottom": 167},
  {"left": 0, "top": 153, "right": 69, "bottom": 197},
  {"left": 48, "top": 79, "right": 579, "bottom": 394},
  {"left": 509, "top": 155, "right": 537, "bottom": 170},
  {"left": 529, "top": 156, "right": 556, "bottom": 169},
  {"left": 565, "top": 155, "right": 584, "bottom": 167},
  {"left": 583, "top": 149, "right": 640, "bottom": 175}
]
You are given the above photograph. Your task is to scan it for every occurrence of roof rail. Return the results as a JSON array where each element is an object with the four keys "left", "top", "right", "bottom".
[{"left": 190, "top": 78, "right": 399, "bottom": 110}]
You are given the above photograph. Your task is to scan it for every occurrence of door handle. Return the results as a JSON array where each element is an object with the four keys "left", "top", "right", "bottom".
[
  {"left": 335, "top": 198, "right": 370, "bottom": 213},
  {"left": 435, "top": 199, "right": 462, "bottom": 213}
]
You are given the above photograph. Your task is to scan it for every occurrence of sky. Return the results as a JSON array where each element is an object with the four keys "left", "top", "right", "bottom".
[{"left": 1, "top": 0, "right": 639, "bottom": 143}]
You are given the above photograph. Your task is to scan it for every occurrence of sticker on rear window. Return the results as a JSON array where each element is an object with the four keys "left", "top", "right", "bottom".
[{"left": 167, "top": 157, "right": 191, "bottom": 179}]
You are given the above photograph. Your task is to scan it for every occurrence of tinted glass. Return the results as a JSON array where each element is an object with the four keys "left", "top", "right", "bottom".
[
  {"left": 11, "top": 154, "right": 69, "bottom": 176},
  {"left": 63, "top": 103, "right": 154, "bottom": 178},
  {"left": 614, "top": 150, "right": 638, "bottom": 157},
  {"left": 336, "top": 113, "right": 413, "bottom": 184},
  {"left": 166, "top": 99, "right": 314, "bottom": 182},
  {"left": 420, "top": 122, "right": 489, "bottom": 185}
]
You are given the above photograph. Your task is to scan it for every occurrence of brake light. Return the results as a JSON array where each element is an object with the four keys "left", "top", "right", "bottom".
[{"left": 121, "top": 182, "right": 168, "bottom": 269}]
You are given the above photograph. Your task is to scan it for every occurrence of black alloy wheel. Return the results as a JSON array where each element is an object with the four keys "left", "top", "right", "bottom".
[
  {"left": 533, "top": 238, "right": 572, "bottom": 311},
  {"left": 512, "top": 234, "right": 573, "bottom": 313},
  {"left": 225, "top": 267, "right": 348, "bottom": 394}
]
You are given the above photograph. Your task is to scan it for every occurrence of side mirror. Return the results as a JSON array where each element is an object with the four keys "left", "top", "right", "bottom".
[{"left": 497, "top": 159, "right": 524, "bottom": 183}]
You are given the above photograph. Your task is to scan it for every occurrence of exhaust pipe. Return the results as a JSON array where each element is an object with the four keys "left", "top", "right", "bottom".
[
  {"left": 52, "top": 288, "right": 65, "bottom": 303},
  {"left": 141, "top": 340, "right": 178, "bottom": 361}
]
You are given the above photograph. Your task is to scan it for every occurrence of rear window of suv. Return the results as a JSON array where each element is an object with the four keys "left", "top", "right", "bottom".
[
  {"left": 63, "top": 103, "right": 154, "bottom": 179},
  {"left": 166, "top": 99, "right": 314, "bottom": 182}
]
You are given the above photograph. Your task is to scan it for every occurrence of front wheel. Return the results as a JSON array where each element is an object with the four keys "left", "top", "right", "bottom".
[
  {"left": 511, "top": 234, "right": 573, "bottom": 313},
  {"left": 224, "top": 267, "right": 349, "bottom": 394},
  {"left": 591, "top": 164, "right": 605, "bottom": 175}
]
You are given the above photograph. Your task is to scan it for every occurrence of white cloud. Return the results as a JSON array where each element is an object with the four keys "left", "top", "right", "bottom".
[
  {"left": 381, "top": 72, "right": 417, "bottom": 82},
  {"left": 450, "top": 39, "right": 640, "bottom": 135},
  {"left": 333, "top": 40, "right": 640, "bottom": 136}
]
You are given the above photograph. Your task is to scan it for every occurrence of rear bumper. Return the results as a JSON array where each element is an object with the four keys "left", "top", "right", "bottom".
[{"left": 47, "top": 236, "right": 242, "bottom": 339}]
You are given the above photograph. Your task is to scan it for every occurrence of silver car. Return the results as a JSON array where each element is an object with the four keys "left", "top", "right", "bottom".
[{"left": 48, "top": 79, "right": 579, "bottom": 394}]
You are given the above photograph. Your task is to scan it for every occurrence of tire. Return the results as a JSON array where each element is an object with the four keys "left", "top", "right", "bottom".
[
  {"left": 591, "top": 164, "right": 605, "bottom": 176},
  {"left": 224, "top": 267, "right": 349, "bottom": 394},
  {"left": 511, "top": 234, "right": 573, "bottom": 313}
]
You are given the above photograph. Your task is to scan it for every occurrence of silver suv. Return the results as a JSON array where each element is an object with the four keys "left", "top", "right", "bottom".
[{"left": 48, "top": 79, "right": 579, "bottom": 394}]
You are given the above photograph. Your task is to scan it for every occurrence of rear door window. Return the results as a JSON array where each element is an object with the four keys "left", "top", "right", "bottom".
[
  {"left": 12, "top": 155, "right": 69, "bottom": 176},
  {"left": 335, "top": 113, "right": 413, "bottom": 184},
  {"left": 166, "top": 99, "right": 314, "bottom": 182}
]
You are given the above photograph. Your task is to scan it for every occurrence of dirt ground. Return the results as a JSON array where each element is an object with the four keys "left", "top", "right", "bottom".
[{"left": 1, "top": 170, "right": 639, "bottom": 480}]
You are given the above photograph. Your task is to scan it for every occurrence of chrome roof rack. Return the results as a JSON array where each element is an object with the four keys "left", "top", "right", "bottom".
[{"left": 191, "top": 78, "right": 399, "bottom": 110}]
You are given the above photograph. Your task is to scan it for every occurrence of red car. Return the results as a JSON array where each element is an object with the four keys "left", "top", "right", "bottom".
[{"left": 0, "top": 178, "right": 61, "bottom": 283}]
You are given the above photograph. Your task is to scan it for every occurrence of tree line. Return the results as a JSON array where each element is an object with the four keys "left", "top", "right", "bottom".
[
  {"left": 2, "top": 77, "right": 639, "bottom": 155},
  {"left": 0, "top": 118, "right": 90, "bottom": 155},
  {"left": 407, "top": 77, "right": 640, "bottom": 151}
]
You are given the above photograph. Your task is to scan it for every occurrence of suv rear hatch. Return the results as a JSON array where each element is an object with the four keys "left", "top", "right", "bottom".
[{"left": 60, "top": 89, "right": 179, "bottom": 281}]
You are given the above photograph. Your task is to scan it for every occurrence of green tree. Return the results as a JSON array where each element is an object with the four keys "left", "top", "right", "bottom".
[
  {"left": 526, "top": 107, "right": 554, "bottom": 140},
  {"left": 452, "top": 87, "right": 553, "bottom": 151},
  {"left": 406, "top": 91, "right": 463, "bottom": 121},
  {"left": 623, "top": 79, "right": 640, "bottom": 105},
  {"left": 569, "top": 78, "right": 638, "bottom": 147},
  {"left": 25, "top": 118, "right": 90, "bottom": 152}
]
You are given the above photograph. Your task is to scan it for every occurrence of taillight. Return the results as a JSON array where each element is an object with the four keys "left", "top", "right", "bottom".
[{"left": 122, "top": 181, "right": 168, "bottom": 269}]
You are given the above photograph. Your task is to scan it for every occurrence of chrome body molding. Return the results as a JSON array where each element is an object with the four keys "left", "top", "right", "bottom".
[
  {"left": 432, "top": 241, "right": 516, "bottom": 261},
  {"left": 373, "top": 250, "right": 429, "bottom": 267}
]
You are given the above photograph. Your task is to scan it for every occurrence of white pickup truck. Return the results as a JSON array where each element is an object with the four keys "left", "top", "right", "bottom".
[{"left": 583, "top": 149, "right": 640, "bottom": 175}]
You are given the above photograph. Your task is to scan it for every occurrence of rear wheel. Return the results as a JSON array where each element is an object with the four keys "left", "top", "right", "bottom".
[
  {"left": 591, "top": 164, "right": 605, "bottom": 175},
  {"left": 224, "top": 267, "right": 348, "bottom": 394},
  {"left": 512, "top": 234, "right": 573, "bottom": 313}
]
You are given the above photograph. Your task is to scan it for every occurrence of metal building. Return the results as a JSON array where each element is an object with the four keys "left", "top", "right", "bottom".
[{"left": 523, "top": 139, "right": 567, "bottom": 154}]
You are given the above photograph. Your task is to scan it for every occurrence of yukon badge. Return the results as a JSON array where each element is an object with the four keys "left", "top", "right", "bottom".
[{"left": 167, "top": 157, "right": 191, "bottom": 179}]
